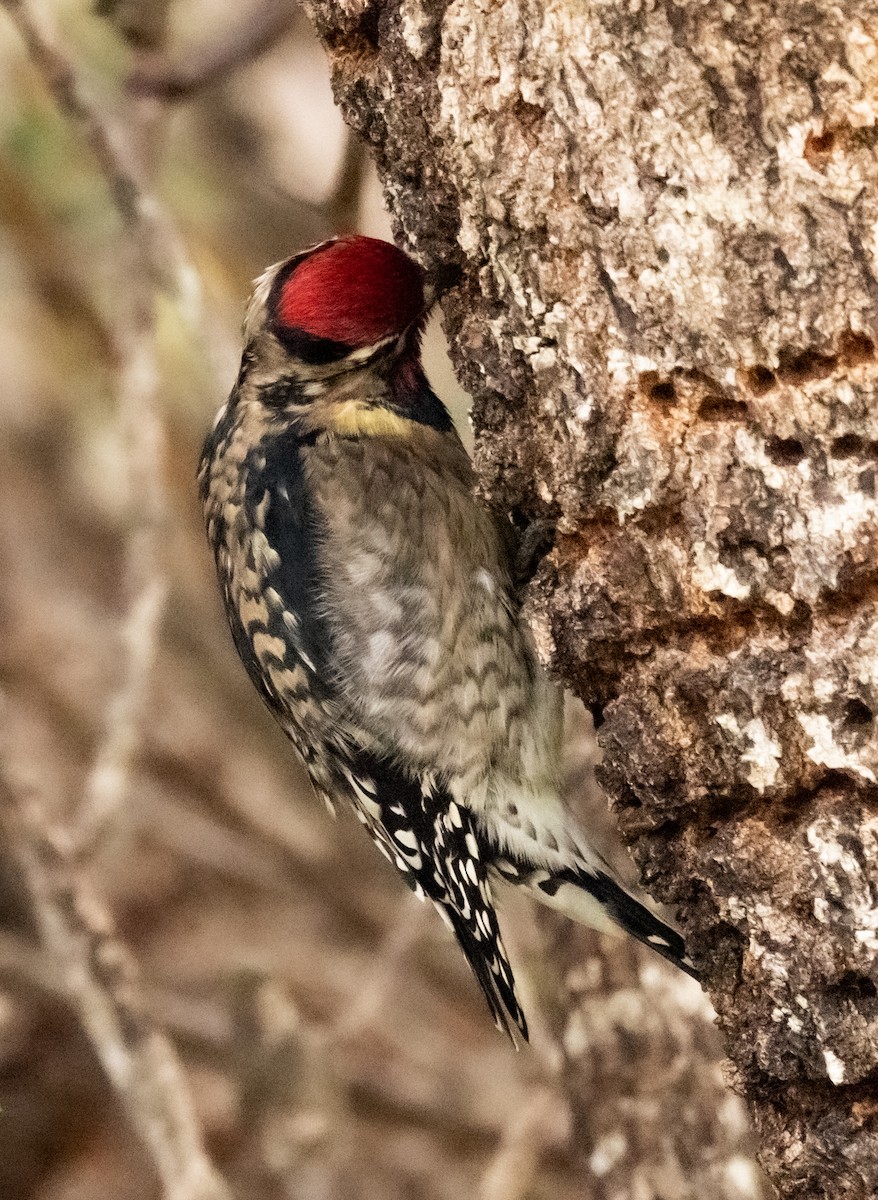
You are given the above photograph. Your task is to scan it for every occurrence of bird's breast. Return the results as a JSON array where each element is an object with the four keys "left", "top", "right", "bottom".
[{"left": 302, "top": 434, "right": 549, "bottom": 782}]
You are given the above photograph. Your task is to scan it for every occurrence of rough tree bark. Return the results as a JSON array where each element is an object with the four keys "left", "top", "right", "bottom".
[{"left": 305, "top": 2, "right": 878, "bottom": 1197}]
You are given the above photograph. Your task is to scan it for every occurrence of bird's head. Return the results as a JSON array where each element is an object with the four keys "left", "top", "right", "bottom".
[
  {"left": 232, "top": 235, "right": 457, "bottom": 436},
  {"left": 242, "top": 235, "right": 430, "bottom": 385}
]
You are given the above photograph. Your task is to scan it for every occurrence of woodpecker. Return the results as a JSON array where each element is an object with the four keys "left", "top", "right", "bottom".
[{"left": 199, "top": 235, "right": 698, "bottom": 1041}]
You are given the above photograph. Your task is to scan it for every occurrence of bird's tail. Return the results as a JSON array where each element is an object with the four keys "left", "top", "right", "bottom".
[{"left": 492, "top": 858, "right": 699, "bottom": 980}]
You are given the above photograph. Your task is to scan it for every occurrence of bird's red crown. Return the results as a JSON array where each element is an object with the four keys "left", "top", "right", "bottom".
[{"left": 275, "top": 235, "right": 426, "bottom": 348}]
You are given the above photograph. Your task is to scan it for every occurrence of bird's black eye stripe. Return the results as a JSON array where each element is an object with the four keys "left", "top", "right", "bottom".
[{"left": 273, "top": 325, "right": 354, "bottom": 364}]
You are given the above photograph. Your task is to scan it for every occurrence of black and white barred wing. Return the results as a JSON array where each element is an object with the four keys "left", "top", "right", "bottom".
[
  {"left": 433, "top": 799, "right": 528, "bottom": 1041},
  {"left": 327, "top": 751, "right": 528, "bottom": 1041}
]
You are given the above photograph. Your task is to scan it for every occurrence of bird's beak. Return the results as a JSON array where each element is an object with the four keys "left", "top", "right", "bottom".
[{"left": 423, "top": 261, "right": 463, "bottom": 310}]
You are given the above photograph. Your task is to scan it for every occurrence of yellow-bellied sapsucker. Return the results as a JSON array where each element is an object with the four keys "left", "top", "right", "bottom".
[{"left": 199, "top": 235, "right": 698, "bottom": 1040}]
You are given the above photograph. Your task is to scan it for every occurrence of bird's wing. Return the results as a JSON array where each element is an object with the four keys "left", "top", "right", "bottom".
[{"left": 322, "top": 749, "right": 528, "bottom": 1041}]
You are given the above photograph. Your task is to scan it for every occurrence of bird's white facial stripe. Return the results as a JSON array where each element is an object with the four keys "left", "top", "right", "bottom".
[{"left": 346, "top": 335, "right": 397, "bottom": 363}]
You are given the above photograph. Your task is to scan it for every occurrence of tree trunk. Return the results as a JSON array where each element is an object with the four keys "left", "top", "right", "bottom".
[{"left": 306, "top": 2, "right": 878, "bottom": 1196}]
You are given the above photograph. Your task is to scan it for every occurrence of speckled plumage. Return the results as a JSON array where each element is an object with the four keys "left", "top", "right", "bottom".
[{"left": 199, "top": 237, "right": 697, "bottom": 1040}]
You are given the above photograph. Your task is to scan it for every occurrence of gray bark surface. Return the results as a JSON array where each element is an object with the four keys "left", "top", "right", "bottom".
[{"left": 306, "top": 2, "right": 878, "bottom": 1196}]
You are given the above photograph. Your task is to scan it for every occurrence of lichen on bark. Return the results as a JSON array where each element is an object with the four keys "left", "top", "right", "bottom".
[{"left": 306, "top": 1, "right": 878, "bottom": 1196}]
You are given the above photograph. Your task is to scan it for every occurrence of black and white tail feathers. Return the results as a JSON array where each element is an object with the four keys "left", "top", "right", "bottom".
[
  {"left": 322, "top": 744, "right": 695, "bottom": 1042},
  {"left": 492, "top": 857, "right": 699, "bottom": 981}
]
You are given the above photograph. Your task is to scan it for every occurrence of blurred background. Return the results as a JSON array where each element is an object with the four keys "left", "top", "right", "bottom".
[{"left": 0, "top": 3, "right": 758, "bottom": 1198}]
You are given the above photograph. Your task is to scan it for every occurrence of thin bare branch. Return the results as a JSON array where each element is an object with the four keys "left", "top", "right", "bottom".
[
  {"left": 1, "top": 774, "right": 233, "bottom": 1200},
  {"left": 129, "top": 0, "right": 297, "bottom": 100},
  {"left": 77, "top": 369, "right": 168, "bottom": 851},
  {"left": 3, "top": 0, "right": 139, "bottom": 225},
  {"left": 1, "top": 0, "right": 174, "bottom": 851},
  {"left": 2, "top": 0, "right": 191, "bottom": 299},
  {"left": 0, "top": 14, "right": 230, "bottom": 1192}
]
